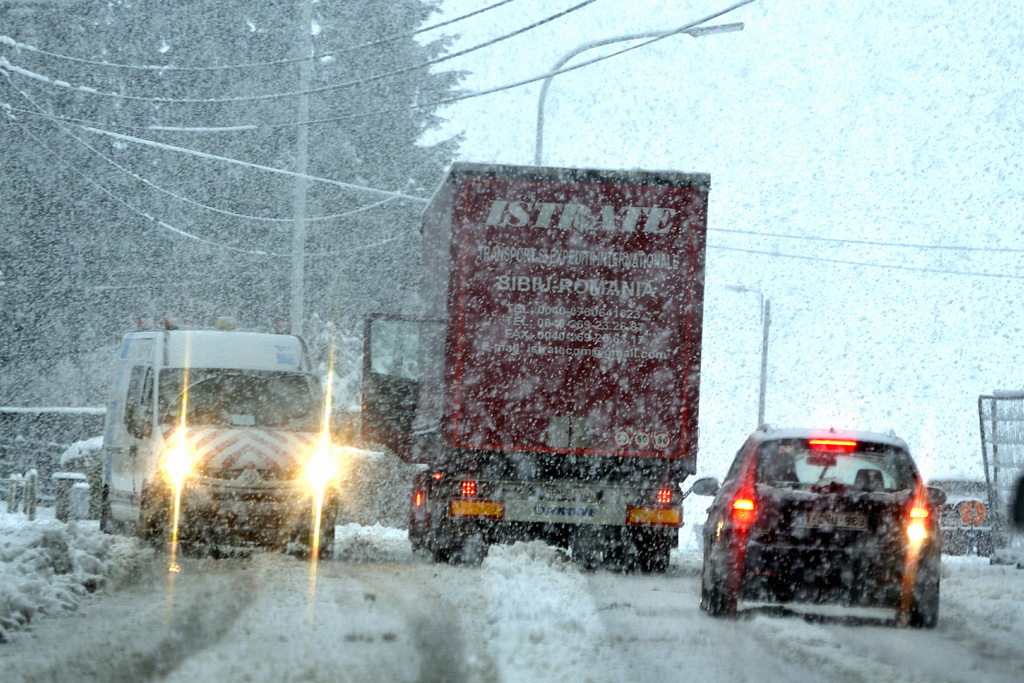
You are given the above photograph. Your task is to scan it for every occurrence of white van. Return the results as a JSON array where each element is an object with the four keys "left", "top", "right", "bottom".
[{"left": 99, "top": 323, "right": 338, "bottom": 556}]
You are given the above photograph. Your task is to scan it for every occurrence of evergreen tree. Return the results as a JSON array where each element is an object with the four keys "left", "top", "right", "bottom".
[{"left": 0, "top": 0, "right": 462, "bottom": 405}]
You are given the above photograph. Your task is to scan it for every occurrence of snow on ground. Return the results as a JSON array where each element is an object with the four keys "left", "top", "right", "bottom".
[
  {"left": 3, "top": 512, "right": 1024, "bottom": 681},
  {"left": 479, "top": 541, "right": 621, "bottom": 682},
  {"left": 0, "top": 511, "right": 140, "bottom": 642}
]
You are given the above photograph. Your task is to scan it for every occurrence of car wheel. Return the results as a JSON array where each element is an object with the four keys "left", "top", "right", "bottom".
[
  {"left": 702, "top": 540, "right": 738, "bottom": 617},
  {"left": 909, "top": 576, "right": 940, "bottom": 629}
]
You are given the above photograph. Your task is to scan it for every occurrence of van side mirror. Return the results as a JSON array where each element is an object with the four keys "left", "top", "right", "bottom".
[{"left": 691, "top": 477, "right": 720, "bottom": 497}]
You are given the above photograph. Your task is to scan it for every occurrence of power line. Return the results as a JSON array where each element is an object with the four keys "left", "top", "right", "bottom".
[
  {"left": 711, "top": 226, "right": 1024, "bottom": 255},
  {"left": 0, "top": 0, "right": 520, "bottom": 73},
  {"left": 77, "top": 125, "right": 429, "bottom": 204},
  {"left": 709, "top": 242, "right": 1024, "bottom": 280},
  {"left": 2, "top": 1, "right": 756, "bottom": 133},
  {"left": 0, "top": 0, "right": 600, "bottom": 105},
  {"left": 12, "top": 122, "right": 284, "bottom": 257},
  {"left": 2, "top": 74, "right": 418, "bottom": 223}
]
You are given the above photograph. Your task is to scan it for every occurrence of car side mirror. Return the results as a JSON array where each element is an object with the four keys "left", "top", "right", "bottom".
[
  {"left": 691, "top": 477, "right": 720, "bottom": 497},
  {"left": 1013, "top": 475, "right": 1024, "bottom": 529},
  {"left": 926, "top": 486, "right": 946, "bottom": 507}
]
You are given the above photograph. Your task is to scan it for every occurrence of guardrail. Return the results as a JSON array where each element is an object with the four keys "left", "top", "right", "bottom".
[{"left": 1, "top": 470, "right": 38, "bottom": 520}]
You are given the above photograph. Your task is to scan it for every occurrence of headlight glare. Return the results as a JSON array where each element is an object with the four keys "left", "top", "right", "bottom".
[{"left": 164, "top": 441, "right": 192, "bottom": 485}]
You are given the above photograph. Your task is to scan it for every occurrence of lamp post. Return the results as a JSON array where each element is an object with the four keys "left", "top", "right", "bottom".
[
  {"left": 725, "top": 284, "right": 771, "bottom": 429},
  {"left": 533, "top": 22, "right": 744, "bottom": 165}
]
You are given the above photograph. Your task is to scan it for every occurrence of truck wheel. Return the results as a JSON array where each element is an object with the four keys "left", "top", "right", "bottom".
[{"left": 639, "top": 547, "right": 670, "bottom": 574}]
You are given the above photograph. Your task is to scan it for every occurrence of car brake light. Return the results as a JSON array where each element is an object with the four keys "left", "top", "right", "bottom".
[
  {"left": 414, "top": 491, "right": 424, "bottom": 507},
  {"left": 907, "top": 505, "right": 929, "bottom": 542},
  {"left": 433, "top": 472, "right": 443, "bottom": 480},
  {"left": 732, "top": 497, "right": 756, "bottom": 524},
  {"left": 657, "top": 488, "right": 673, "bottom": 504},
  {"left": 808, "top": 438, "right": 857, "bottom": 453},
  {"left": 461, "top": 480, "right": 477, "bottom": 497}
]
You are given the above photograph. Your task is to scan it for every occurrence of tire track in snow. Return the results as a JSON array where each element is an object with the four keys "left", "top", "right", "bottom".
[{"left": 5, "top": 553, "right": 259, "bottom": 683}]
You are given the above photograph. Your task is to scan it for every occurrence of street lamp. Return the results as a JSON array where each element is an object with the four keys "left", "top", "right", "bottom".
[
  {"left": 725, "top": 284, "right": 771, "bottom": 429},
  {"left": 533, "top": 21, "right": 744, "bottom": 165}
]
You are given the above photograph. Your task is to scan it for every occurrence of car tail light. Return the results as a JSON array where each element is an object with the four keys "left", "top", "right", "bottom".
[
  {"left": 433, "top": 472, "right": 443, "bottom": 480},
  {"left": 657, "top": 487, "right": 673, "bottom": 505},
  {"left": 414, "top": 491, "right": 424, "bottom": 507},
  {"left": 732, "top": 497, "right": 756, "bottom": 524},
  {"left": 808, "top": 438, "right": 857, "bottom": 453},
  {"left": 461, "top": 480, "right": 477, "bottom": 497},
  {"left": 907, "top": 505, "right": 929, "bottom": 542}
]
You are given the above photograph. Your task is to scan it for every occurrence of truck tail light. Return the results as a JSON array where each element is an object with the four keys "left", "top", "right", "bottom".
[
  {"left": 461, "top": 480, "right": 477, "bottom": 497},
  {"left": 656, "top": 487, "right": 673, "bottom": 505},
  {"left": 732, "top": 497, "right": 756, "bottom": 524}
]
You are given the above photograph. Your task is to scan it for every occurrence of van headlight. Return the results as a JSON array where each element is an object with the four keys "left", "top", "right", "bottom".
[
  {"left": 163, "top": 441, "right": 192, "bottom": 486},
  {"left": 305, "top": 442, "right": 337, "bottom": 491}
]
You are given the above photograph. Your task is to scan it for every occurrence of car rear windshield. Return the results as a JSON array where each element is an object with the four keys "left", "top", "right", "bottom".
[{"left": 755, "top": 439, "right": 918, "bottom": 492}]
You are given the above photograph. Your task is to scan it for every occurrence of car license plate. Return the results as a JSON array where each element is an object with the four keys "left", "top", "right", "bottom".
[{"left": 796, "top": 510, "right": 867, "bottom": 529}]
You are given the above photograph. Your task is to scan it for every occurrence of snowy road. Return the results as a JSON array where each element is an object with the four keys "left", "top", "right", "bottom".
[{"left": 3, "top": 520, "right": 1024, "bottom": 683}]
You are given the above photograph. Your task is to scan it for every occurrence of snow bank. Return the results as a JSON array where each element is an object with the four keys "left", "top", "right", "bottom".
[
  {"left": 0, "top": 513, "right": 140, "bottom": 642},
  {"left": 332, "top": 522, "right": 412, "bottom": 563},
  {"left": 480, "top": 542, "right": 616, "bottom": 682}
]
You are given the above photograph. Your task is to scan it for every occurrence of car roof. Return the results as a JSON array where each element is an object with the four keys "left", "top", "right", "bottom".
[{"left": 751, "top": 427, "right": 909, "bottom": 451}]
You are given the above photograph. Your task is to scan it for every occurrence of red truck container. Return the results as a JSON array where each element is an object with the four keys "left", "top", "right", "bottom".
[{"left": 363, "top": 163, "right": 709, "bottom": 570}]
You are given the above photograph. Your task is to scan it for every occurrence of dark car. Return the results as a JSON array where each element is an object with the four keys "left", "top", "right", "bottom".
[
  {"left": 694, "top": 427, "right": 945, "bottom": 628},
  {"left": 930, "top": 478, "right": 995, "bottom": 556}
]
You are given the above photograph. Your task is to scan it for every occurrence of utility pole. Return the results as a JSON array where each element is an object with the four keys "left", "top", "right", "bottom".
[
  {"left": 289, "top": 0, "right": 314, "bottom": 337},
  {"left": 758, "top": 299, "right": 771, "bottom": 428}
]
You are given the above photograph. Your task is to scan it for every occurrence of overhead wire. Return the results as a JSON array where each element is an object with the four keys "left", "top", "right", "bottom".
[
  {"left": 2, "top": 0, "right": 756, "bottom": 134},
  {"left": 0, "top": 74, "right": 411, "bottom": 223},
  {"left": 712, "top": 225, "right": 1024, "bottom": 255},
  {"left": 12, "top": 120, "right": 284, "bottom": 257},
  {"left": 0, "top": 0, "right": 520, "bottom": 73},
  {"left": 709, "top": 243, "right": 1024, "bottom": 280},
  {"left": 0, "top": 0, "right": 601, "bottom": 104},
  {"left": 4, "top": 75, "right": 420, "bottom": 258}
]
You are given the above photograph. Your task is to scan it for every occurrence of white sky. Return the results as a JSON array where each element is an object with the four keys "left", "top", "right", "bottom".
[{"left": 424, "top": 0, "right": 1024, "bottom": 479}]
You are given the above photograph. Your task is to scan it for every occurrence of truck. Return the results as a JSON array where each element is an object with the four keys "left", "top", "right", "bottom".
[
  {"left": 362, "top": 163, "right": 710, "bottom": 570},
  {"left": 99, "top": 320, "right": 338, "bottom": 557}
]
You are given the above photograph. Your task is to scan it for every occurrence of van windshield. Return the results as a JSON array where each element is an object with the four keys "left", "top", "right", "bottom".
[{"left": 158, "top": 369, "right": 321, "bottom": 431}]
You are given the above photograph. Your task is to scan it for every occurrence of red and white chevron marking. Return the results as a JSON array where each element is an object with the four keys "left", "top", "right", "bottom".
[{"left": 165, "top": 427, "right": 318, "bottom": 472}]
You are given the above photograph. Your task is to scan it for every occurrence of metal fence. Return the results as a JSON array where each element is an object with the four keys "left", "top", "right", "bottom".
[
  {"left": 978, "top": 392, "right": 1024, "bottom": 551},
  {"left": 0, "top": 407, "right": 104, "bottom": 499},
  {"left": 1, "top": 471, "right": 38, "bottom": 519}
]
